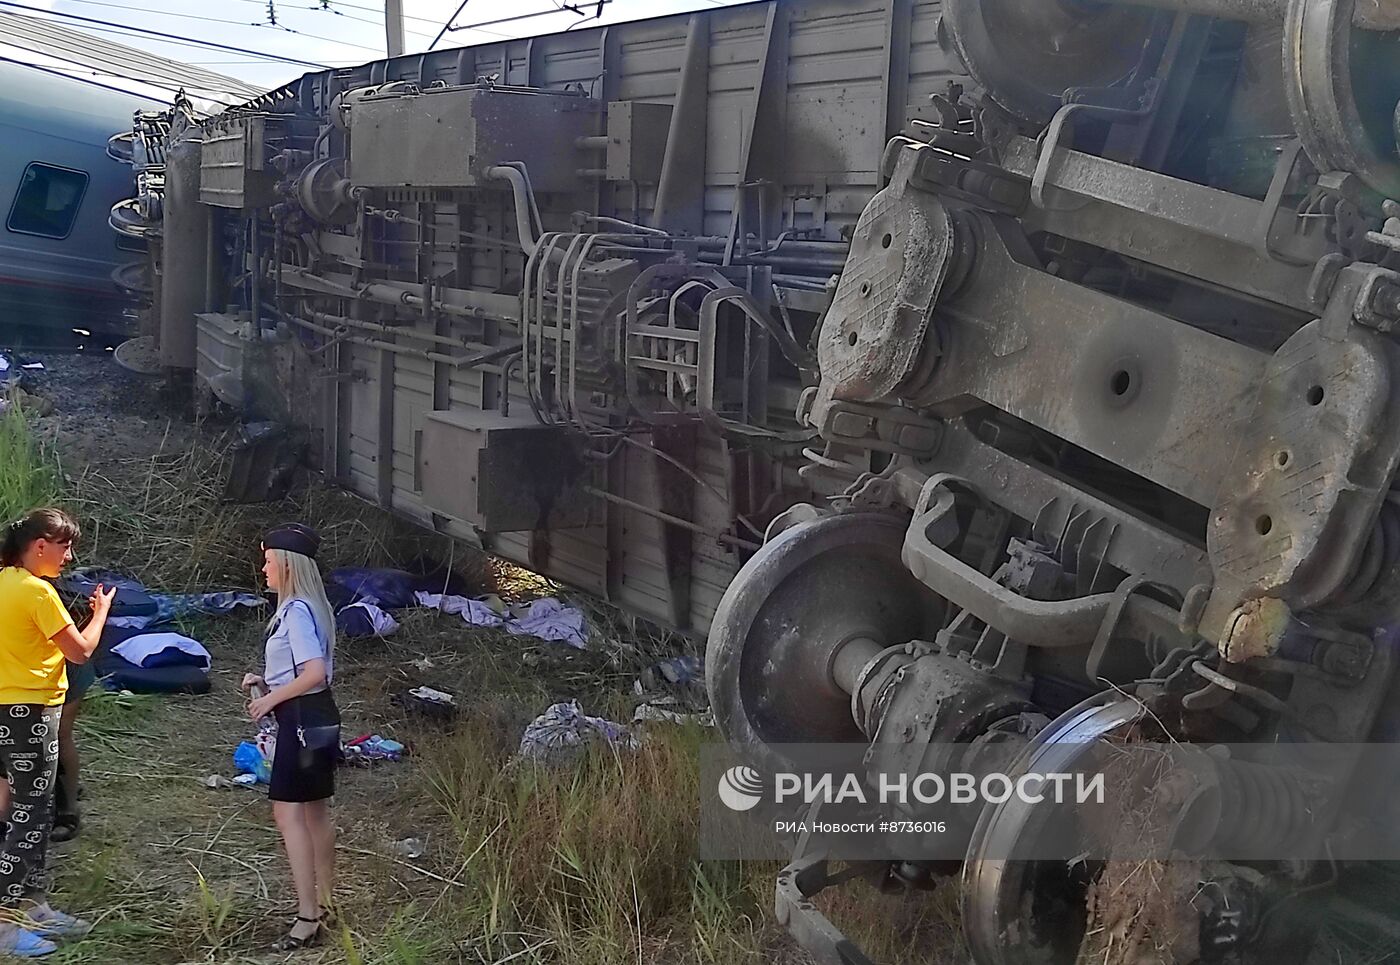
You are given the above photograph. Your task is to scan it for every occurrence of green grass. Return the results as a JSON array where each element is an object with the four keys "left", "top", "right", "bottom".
[{"left": 0, "top": 399, "right": 62, "bottom": 522}]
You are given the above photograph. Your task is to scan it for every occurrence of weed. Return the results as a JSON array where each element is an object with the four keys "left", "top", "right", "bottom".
[{"left": 0, "top": 400, "right": 61, "bottom": 521}]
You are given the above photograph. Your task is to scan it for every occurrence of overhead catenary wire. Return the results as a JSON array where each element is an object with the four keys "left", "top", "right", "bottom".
[
  {"left": 0, "top": 0, "right": 330, "bottom": 67},
  {"left": 0, "top": 12, "right": 269, "bottom": 101},
  {"left": 427, "top": 0, "right": 471, "bottom": 50},
  {"left": 20, "top": 0, "right": 396, "bottom": 50},
  {"left": 0, "top": 44, "right": 251, "bottom": 101},
  {"left": 0, "top": 52, "right": 166, "bottom": 102},
  {"left": 0, "top": 17, "right": 270, "bottom": 99}
]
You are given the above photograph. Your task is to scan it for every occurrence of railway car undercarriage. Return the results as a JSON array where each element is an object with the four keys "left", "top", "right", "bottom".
[
  {"left": 709, "top": 0, "right": 1400, "bottom": 961},
  {"left": 146, "top": 0, "right": 1400, "bottom": 959}
]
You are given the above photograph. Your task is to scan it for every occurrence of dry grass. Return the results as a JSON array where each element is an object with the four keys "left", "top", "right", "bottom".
[{"left": 10, "top": 375, "right": 965, "bottom": 964}]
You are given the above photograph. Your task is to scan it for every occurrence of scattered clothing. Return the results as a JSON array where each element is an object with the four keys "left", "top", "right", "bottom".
[
  {"left": 327, "top": 568, "right": 454, "bottom": 610},
  {"left": 108, "top": 591, "right": 264, "bottom": 630},
  {"left": 413, "top": 591, "right": 503, "bottom": 627},
  {"left": 634, "top": 655, "right": 705, "bottom": 700},
  {"left": 517, "top": 701, "right": 638, "bottom": 764},
  {"left": 110, "top": 632, "right": 211, "bottom": 671},
  {"left": 504, "top": 598, "right": 588, "bottom": 650},
  {"left": 336, "top": 602, "right": 399, "bottom": 638}
]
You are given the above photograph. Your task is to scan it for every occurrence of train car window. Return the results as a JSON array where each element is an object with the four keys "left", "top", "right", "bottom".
[{"left": 7, "top": 163, "right": 89, "bottom": 239}]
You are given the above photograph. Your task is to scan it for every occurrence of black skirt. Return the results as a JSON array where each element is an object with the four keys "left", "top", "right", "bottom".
[{"left": 269, "top": 689, "right": 340, "bottom": 803}]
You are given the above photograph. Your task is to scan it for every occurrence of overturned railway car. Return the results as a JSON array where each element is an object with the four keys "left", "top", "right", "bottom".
[{"left": 147, "top": 0, "right": 1400, "bottom": 960}]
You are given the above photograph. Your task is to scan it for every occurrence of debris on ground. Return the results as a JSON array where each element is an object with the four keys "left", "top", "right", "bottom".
[
  {"left": 504, "top": 597, "right": 588, "bottom": 649},
  {"left": 343, "top": 734, "right": 406, "bottom": 765},
  {"left": 336, "top": 601, "right": 400, "bottom": 638},
  {"left": 392, "top": 686, "right": 458, "bottom": 721},
  {"left": 634, "top": 655, "right": 706, "bottom": 707},
  {"left": 517, "top": 700, "right": 639, "bottom": 764},
  {"left": 414, "top": 590, "right": 504, "bottom": 627},
  {"left": 221, "top": 421, "right": 306, "bottom": 503},
  {"left": 233, "top": 740, "right": 272, "bottom": 785},
  {"left": 393, "top": 837, "right": 425, "bottom": 859},
  {"left": 631, "top": 701, "right": 715, "bottom": 728}
]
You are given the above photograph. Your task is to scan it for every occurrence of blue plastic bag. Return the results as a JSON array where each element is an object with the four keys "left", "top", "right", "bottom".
[{"left": 233, "top": 740, "right": 272, "bottom": 784}]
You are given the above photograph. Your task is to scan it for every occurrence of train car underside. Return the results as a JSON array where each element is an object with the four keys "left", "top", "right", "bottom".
[{"left": 149, "top": 0, "right": 1400, "bottom": 960}]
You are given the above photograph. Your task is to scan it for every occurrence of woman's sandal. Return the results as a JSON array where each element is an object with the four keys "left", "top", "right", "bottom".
[{"left": 270, "top": 916, "right": 324, "bottom": 952}]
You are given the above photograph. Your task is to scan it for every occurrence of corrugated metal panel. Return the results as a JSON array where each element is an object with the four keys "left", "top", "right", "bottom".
[{"left": 275, "top": 0, "right": 962, "bottom": 634}]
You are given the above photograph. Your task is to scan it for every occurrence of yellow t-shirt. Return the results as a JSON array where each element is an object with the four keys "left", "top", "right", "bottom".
[{"left": 0, "top": 566, "right": 73, "bottom": 706}]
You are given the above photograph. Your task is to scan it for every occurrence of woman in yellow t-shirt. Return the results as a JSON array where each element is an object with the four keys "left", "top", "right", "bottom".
[{"left": 0, "top": 509, "right": 113, "bottom": 958}]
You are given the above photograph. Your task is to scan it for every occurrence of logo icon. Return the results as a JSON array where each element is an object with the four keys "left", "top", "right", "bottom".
[{"left": 717, "top": 765, "right": 765, "bottom": 812}]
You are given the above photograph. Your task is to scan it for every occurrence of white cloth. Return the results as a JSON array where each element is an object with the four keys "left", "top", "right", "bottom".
[
  {"left": 110, "top": 631, "right": 211, "bottom": 670},
  {"left": 342, "top": 601, "right": 400, "bottom": 636},
  {"left": 264, "top": 599, "right": 332, "bottom": 690},
  {"left": 413, "top": 591, "right": 503, "bottom": 627}
]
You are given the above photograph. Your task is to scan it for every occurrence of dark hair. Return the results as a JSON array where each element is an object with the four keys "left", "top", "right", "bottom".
[{"left": 1, "top": 508, "right": 80, "bottom": 567}]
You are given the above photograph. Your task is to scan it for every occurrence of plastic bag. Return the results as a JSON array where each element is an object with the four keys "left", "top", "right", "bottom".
[{"left": 233, "top": 740, "right": 272, "bottom": 785}]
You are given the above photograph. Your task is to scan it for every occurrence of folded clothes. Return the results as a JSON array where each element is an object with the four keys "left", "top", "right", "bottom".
[{"left": 111, "top": 632, "right": 211, "bottom": 670}]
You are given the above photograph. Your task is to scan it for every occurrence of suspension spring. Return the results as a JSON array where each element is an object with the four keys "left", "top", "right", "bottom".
[{"left": 1332, "top": 498, "right": 1400, "bottom": 606}]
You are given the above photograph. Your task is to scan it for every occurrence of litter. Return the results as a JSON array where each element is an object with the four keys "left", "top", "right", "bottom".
[
  {"left": 233, "top": 740, "right": 272, "bottom": 785},
  {"left": 634, "top": 655, "right": 706, "bottom": 707},
  {"left": 343, "top": 734, "right": 405, "bottom": 765},
  {"left": 413, "top": 591, "right": 503, "bottom": 627},
  {"left": 20, "top": 362, "right": 43, "bottom": 371},
  {"left": 203, "top": 774, "right": 233, "bottom": 790},
  {"left": 336, "top": 601, "right": 400, "bottom": 638},
  {"left": 393, "top": 837, "right": 425, "bottom": 859},
  {"left": 411, "top": 657, "right": 434, "bottom": 671},
  {"left": 108, "top": 590, "right": 265, "bottom": 630},
  {"left": 232, "top": 774, "right": 260, "bottom": 787},
  {"left": 393, "top": 686, "right": 457, "bottom": 720},
  {"left": 631, "top": 703, "right": 716, "bottom": 728},
  {"left": 410, "top": 686, "right": 456, "bottom": 706},
  {"left": 517, "top": 701, "right": 639, "bottom": 764},
  {"left": 504, "top": 598, "right": 588, "bottom": 649}
]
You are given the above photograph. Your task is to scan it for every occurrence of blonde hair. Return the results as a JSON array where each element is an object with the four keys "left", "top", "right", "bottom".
[{"left": 265, "top": 548, "right": 336, "bottom": 669}]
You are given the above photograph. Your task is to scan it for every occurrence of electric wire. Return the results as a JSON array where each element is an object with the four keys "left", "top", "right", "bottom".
[
  {"left": 0, "top": 52, "right": 166, "bottom": 101},
  {"left": 0, "top": 40, "right": 253, "bottom": 101},
  {"left": 41, "top": 0, "right": 395, "bottom": 51},
  {"left": 427, "top": 0, "right": 470, "bottom": 50},
  {"left": 0, "top": 18, "right": 270, "bottom": 98},
  {"left": 0, "top": 1, "right": 329, "bottom": 67}
]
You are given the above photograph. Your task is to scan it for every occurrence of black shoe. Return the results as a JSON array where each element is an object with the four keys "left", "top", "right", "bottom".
[
  {"left": 50, "top": 813, "right": 79, "bottom": 843},
  {"left": 270, "top": 916, "right": 324, "bottom": 952}
]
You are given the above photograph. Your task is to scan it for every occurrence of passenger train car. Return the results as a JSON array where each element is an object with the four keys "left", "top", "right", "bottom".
[{"left": 0, "top": 60, "right": 154, "bottom": 339}]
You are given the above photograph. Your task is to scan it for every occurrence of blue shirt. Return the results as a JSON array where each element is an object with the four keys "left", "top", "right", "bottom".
[{"left": 263, "top": 599, "right": 332, "bottom": 690}]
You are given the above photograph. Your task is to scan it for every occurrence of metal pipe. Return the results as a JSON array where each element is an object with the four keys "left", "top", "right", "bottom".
[
  {"left": 575, "top": 135, "right": 609, "bottom": 151},
  {"left": 286, "top": 311, "right": 520, "bottom": 368},
  {"left": 582, "top": 486, "right": 760, "bottom": 551},
  {"left": 303, "top": 309, "right": 481, "bottom": 350},
  {"left": 485, "top": 164, "right": 540, "bottom": 255}
]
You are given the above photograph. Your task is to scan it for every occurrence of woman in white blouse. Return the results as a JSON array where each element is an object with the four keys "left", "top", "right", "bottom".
[{"left": 241, "top": 523, "right": 340, "bottom": 952}]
